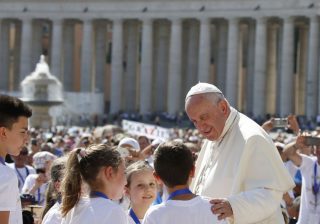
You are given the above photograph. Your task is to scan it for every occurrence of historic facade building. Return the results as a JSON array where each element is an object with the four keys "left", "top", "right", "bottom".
[{"left": 0, "top": 0, "right": 319, "bottom": 118}]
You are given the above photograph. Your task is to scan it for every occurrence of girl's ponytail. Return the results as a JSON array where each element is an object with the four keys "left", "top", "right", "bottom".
[{"left": 61, "top": 148, "right": 83, "bottom": 217}]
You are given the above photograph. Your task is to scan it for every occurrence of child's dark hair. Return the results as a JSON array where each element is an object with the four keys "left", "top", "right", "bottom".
[
  {"left": 61, "top": 144, "right": 122, "bottom": 217},
  {"left": 42, "top": 157, "right": 67, "bottom": 219},
  {"left": 154, "top": 141, "right": 194, "bottom": 188},
  {"left": 126, "top": 160, "right": 153, "bottom": 187},
  {"left": 0, "top": 94, "right": 32, "bottom": 128}
]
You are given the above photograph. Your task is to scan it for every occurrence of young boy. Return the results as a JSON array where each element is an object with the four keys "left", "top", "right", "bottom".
[
  {"left": 143, "top": 141, "right": 226, "bottom": 224},
  {"left": 0, "top": 95, "right": 32, "bottom": 224}
]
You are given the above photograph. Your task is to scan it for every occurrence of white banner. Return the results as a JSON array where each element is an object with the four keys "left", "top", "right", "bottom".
[{"left": 122, "top": 120, "right": 173, "bottom": 140}]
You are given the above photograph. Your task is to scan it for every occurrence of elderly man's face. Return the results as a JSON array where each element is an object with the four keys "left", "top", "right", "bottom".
[{"left": 185, "top": 94, "right": 228, "bottom": 141}]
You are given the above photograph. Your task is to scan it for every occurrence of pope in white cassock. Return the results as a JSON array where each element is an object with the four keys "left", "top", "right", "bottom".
[{"left": 185, "top": 83, "right": 295, "bottom": 224}]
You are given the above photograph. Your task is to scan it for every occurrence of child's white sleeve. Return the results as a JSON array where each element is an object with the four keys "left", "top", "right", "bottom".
[
  {"left": 106, "top": 207, "right": 130, "bottom": 224},
  {"left": 142, "top": 216, "right": 156, "bottom": 224},
  {"left": 142, "top": 210, "right": 156, "bottom": 224},
  {"left": 0, "top": 170, "right": 19, "bottom": 211}
]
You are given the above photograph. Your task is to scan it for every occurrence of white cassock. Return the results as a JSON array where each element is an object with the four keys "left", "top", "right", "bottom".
[{"left": 191, "top": 107, "right": 295, "bottom": 224}]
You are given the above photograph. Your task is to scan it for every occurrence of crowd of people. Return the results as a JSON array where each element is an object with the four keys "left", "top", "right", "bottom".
[
  {"left": 53, "top": 105, "right": 320, "bottom": 131},
  {"left": 0, "top": 83, "right": 320, "bottom": 224}
]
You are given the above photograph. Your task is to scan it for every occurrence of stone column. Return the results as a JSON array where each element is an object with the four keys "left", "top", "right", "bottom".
[
  {"left": 266, "top": 23, "right": 278, "bottom": 114},
  {"left": 276, "top": 23, "right": 283, "bottom": 115},
  {"left": 94, "top": 21, "right": 107, "bottom": 93},
  {"left": 216, "top": 21, "right": 228, "bottom": 92},
  {"left": 0, "top": 20, "right": 10, "bottom": 91},
  {"left": 245, "top": 21, "right": 255, "bottom": 114},
  {"left": 225, "top": 18, "right": 239, "bottom": 106},
  {"left": 279, "top": 17, "right": 294, "bottom": 116},
  {"left": 124, "top": 20, "right": 139, "bottom": 111},
  {"left": 185, "top": 20, "right": 199, "bottom": 92},
  {"left": 63, "top": 21, "right": 75, "bottom": 91},
  {"left": 167, "top": 18, "right": 182, "bottom": 114},
  {"left": 198, "top": 18, "right": 211, "bottom": 82},
  {"left": 154, "top": 21, "right": 169, "bottom": 111},
  {"left": 50, "top": 19, "right": 63, "bottom": 77},
  {"left": 32, "top": 20, "right": 43, "bottom": 67},
  {"left": 252, "top": 18, "right": 267, "bottom": 117},
  {"left": 80, "top": 19, "right": 93, "bottom": 92},
  {"left": 19, "top": 18, "right": 32, "bottom": 81},
  {"left": 110, "top": 19, "right": 123, "bottom": 113},
  {"left": 140, "top": 19, "right": 153, "bottom": 114},
  {"left": 306, "top": 16, "right": 319, "bottom": 118},
  {"left": 13, "top": 22, "right": 22, "bottom": 91},
  {"left": 237, "top": 23, "right": 245, "bottom": 111},
  {"left": 297, "top": 26, "right": 308, "bottom": 115}
]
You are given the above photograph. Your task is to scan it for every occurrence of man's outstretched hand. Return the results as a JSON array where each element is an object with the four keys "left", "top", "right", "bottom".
[{"left": 210, "top": 198, "right": 233, "bottom": 220}]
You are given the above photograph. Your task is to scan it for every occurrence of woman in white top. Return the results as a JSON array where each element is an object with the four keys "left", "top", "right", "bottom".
[
  {"left": 41, "top": 156, "right": 67, "bottom": 224},
  {"left": 60, "top": 144, "right": 129, "bottom": 224},
  {"left": 22, "top": 151, "right": 57, "bottom": 206}
]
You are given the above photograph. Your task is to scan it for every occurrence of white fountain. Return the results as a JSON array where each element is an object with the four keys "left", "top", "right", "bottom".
[{"left": 21, "top": 55, "right": 63, "bottom": 128}]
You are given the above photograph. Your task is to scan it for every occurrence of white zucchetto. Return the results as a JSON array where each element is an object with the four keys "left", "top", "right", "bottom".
[
  {"left": 185, "top": 82, "right": 222, "bottom": 101},
  {"left": 118, "top": 137, "right": 140, "bottom": 151}
]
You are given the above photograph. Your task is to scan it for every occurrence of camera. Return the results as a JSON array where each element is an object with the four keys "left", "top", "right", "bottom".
[
  {"left": 20, "top": 194, "right": 36, "bottom": 204},
  {"left": 272, "top": 118, "right": 288, "bottom": 128},
  {"left": 304, "top": 136, "right": 320, "bottom": 146},
  {"left": 36, "top": 168, "right": 45, "bottom": 174}
]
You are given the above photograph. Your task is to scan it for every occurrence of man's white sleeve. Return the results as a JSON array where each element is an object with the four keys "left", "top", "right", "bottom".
[
  {"left": 228, "top": 188, "right": 283, "bottom": 223},
  {"left": 227, "top": 135, "right": 294, "bottom": 223}
]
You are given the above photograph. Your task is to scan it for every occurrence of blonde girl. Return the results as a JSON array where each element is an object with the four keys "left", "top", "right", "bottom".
[
  {"left": 61, "top": 144, "right": 129, "bottom": 224},
  {"left": 42, "top": 156, "right": 67, "bottom": 224},
  {"left": 125, "top": 161, "right": 157, "bottom": 224}
]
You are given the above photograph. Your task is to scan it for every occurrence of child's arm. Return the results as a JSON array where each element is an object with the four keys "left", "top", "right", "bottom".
[
  {"left": 0, "top": 211, "right": 10, "bottom": 224},
  {"left": 24, "top": 174, "right": 47, "bottom": 195}
]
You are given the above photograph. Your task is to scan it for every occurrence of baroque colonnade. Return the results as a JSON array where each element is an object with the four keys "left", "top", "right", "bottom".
[{"left": 0, "top": 5, "right": 319, "bottom": 118}]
